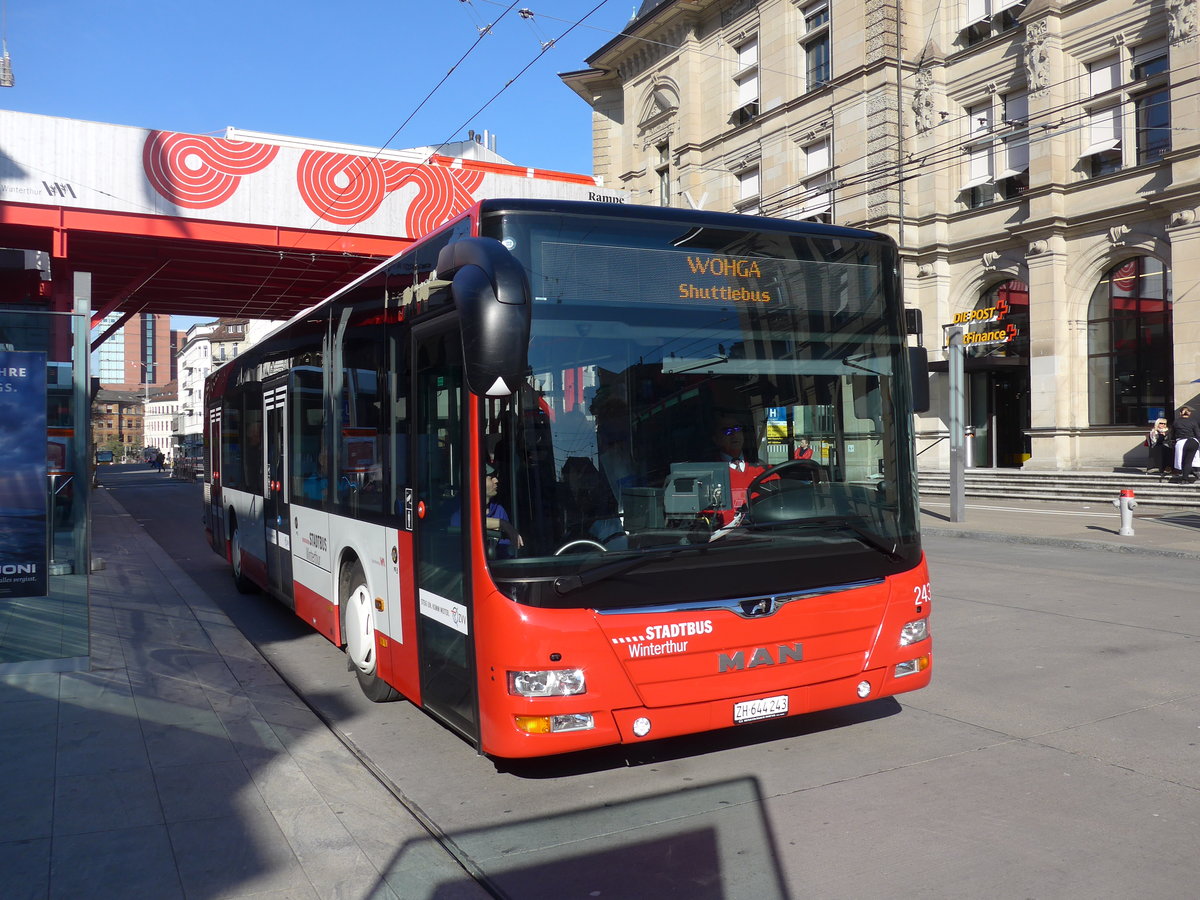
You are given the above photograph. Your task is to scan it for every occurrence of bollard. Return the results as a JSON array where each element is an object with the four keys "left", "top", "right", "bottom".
[{"left": 1112, "top": 488, "right": 1137, "bottom": 536}]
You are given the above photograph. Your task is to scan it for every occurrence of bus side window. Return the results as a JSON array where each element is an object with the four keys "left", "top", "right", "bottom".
[
  {"left": 290, "top": 364, "right": 326, "bottom": 505},
  {"left": 221, "top": 392, "right": 243, "bottom": 490},
  {"left": 242, "top": 386, "right": 263, "bottom": 491},
  {"left": 336, "top": 312, "right": 389, "bottom": 517}
]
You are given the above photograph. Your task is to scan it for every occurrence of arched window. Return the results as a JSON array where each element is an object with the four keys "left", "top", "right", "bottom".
[{"left": 1087, "top": 257, "right": 1172, "bottom": 425}]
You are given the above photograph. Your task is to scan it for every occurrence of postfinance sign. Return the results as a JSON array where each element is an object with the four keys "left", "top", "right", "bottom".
[{"left": 946, "top": 298, "right": 1019, "bottom": 346}]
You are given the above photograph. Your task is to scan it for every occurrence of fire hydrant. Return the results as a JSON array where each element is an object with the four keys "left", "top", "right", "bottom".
[{"left": 1113, "top": 488, "right": 1137, "bottom": 536}]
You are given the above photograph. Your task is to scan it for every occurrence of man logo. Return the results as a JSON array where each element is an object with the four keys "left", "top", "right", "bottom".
[
  {"left": 718, "top": 643, "right": 803, "bottom": 672},
  {"left": 739, "top": 597, "right": 776, "bottom": 617}
]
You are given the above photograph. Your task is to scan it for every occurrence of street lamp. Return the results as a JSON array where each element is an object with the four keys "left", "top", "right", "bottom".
[{"left": 130, "top": 360, "right": 156, "bottom": 457}]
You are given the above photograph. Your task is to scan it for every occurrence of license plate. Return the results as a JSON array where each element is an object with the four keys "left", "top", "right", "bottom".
[{"left": 733, "top": 694, "right": 789, "bottom": 723}]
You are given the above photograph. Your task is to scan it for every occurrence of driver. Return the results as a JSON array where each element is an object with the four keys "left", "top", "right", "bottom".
[
  {"left": 710, "top": 415, "right": 769, "bottom": 526},
  {"left": 452, "top": 463, "right": 523, "bottom": 556},
  {"left": 482, "top": 463, "right": 523, "bottom": 556}
]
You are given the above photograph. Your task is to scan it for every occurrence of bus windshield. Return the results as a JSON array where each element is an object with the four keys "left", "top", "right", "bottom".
[{"left": 478, "top": 209, "right": 919, "bottom": 608}]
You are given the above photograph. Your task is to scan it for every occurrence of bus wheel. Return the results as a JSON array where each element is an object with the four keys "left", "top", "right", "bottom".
[
  {"left": 342, "top": 561, "right": 400, "bottom": 702},
  {"left": 230, "top": 520, "right": 257, "bottom": 595}
]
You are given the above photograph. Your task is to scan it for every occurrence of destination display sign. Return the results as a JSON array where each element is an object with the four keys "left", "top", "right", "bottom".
[
  {"left": 678, "top": 256, "right": 772, "bottom": 303},
  {"left": 534, "top": 241, "right": 880, "bottom": 320}
]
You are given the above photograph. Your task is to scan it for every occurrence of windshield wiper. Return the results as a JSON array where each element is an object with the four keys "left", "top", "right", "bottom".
[
  {"left": 746, "top": 515, "right": 903, "bottom": 561},
  {"left": 552, "top": 533, "right": 772, "bottom": 596},
  {"left": 552, "top": 544, "right": 708, "bottom": 596}
]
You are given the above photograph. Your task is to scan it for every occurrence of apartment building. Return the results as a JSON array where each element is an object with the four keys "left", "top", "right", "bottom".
[
  {"left": 145, "top": 385, "right": 179, "bottom": 461},
  {"left": 91, "top": 389, "right": 143, "bottom": 460},
  {"left": 563, "top": 0, "right": 1200, "bottom": 469},
  {"left": 176, "top": 319, "right": 251, "bottom": 432}
]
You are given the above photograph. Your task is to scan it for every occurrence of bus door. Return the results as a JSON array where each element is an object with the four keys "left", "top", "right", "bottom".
[
  {"left": 412, "top": 321, "right": 478, "bottom": 743},
  {"left": 263, "top": 378, "right": 294, "bottom": 605}
]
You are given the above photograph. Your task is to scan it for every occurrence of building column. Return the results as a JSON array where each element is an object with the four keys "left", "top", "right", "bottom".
[
  {"left": 1022, "top": 237, "right": 1072, "bottom": 469},
  {"left": 1168, "top": 215, "right": 1200, "bottom": 411},
  {"left": 72, "top": 271, "right": 91, "bottom": 573}
]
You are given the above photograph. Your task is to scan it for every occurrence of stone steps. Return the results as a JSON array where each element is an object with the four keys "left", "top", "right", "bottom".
[{"left": 917, "top": 469, "right": 1200, "bottom": 509}]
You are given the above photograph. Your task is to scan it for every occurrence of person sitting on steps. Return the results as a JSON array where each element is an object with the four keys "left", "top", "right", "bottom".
[
  {"left": 1170, "top": 406, "right": 1200, "bottom": 483},
  {"left": 1146, "top": 417, "right": 1171, "bottom": 477}
]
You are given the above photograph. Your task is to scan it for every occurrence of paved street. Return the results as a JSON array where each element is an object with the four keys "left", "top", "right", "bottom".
[{"left": 84, "top": 465, "right": 1200, "bottom": 899}]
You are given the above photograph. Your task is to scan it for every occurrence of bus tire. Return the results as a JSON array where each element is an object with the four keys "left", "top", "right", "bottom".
[
  {"left": 341, "top": 560, "right": 400, "bottom": 703},
  {"left": 229, "top": 517, "right": 258, "bottom": 595}
]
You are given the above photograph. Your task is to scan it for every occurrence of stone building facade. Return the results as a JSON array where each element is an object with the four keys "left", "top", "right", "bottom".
[
  {"left": 177, "top": 318, "right": 256, "bottom": 441},
  {"left": 92, "top": 389, "right": 143, "bottom": 460},
  {"left": 563, "top": 0, "right": 1200, "bottom": 469}
]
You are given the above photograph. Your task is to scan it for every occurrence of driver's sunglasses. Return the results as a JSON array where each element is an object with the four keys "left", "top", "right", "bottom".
[{"left": 720, "top": 425, "right": 744, "bottom": 435}]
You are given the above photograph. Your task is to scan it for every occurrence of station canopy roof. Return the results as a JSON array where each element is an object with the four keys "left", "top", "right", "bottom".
[
  {"left": 0, "top": 210, "right": 398, "bottom": 323},
  {"left": 0, "top": 111, "right": 606, "bottom": 326}
]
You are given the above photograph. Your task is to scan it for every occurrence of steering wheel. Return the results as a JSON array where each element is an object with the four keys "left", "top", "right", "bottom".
[
  {"left": 745, "top": 458, "right": 826, "bottom": 501},
  {"left": 601, "top": 530, "right": 629, "bottom": 547},
  {"left": 484, "top": 520, "right": 522, "bottom": 560},
  {"left": 554, "top": 538, "right": 608, "bottom": 555}
]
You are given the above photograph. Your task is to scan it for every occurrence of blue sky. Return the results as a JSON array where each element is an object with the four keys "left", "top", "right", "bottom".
[
  {"left": 4, "top": 1, "right": 631, "bottom": 171},
  {"left": 4, "top": 1, "right": 636, "bottom": 328}
]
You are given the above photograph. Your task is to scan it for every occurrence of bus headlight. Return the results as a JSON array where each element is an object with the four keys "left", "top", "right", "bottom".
[
  {"left": 508, "top": 668, "right": 586, "bottom": 697},
  {"left": 899, "top": 618, "right": 929, "bottom": 646}
]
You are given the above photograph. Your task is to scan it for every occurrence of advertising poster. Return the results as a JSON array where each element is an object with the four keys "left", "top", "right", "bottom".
[{"left": 0, "top": 351, "right": 48, "bottom": 599}]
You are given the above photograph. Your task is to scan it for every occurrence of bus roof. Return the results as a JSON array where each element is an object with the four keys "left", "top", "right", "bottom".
[
  {"left": 264, "top": 199, "right": 896, "bottom": 341},
  {"left": 474, "top": 198, "right": 893, "bottom": 245}
]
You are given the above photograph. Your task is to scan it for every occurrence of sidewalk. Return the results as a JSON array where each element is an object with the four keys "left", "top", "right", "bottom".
[
  {"left": 0, "top": 488, "right": 488, "bottom": 900},
  {"left": 1, "top": 487, "right": 1195, "bottom": 900},
  {"left": 921, "top": 496, "right": 1200, "bottom": 559}
]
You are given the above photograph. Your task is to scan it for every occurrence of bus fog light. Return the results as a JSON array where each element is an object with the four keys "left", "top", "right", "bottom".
[
  {"left": 895, "top": 656, "right": 931, "bottom": 677},
  {"left": 632, "top": 716, "right": 651, "bottom": 737},
  {"left": 508, "top": 668, "right": 586, "bottom": 697},
  {"left": 899, "top": 618, "right": 929, "bottom": 646},
  {"left": 856, "top": 681, "right": 872, "bottom": 699},
  {"left": 517, "top": 714, "right": 595, "bottom": 735},
  {"left": 550, "top": 713, "right": 594, "bottom": 733}
]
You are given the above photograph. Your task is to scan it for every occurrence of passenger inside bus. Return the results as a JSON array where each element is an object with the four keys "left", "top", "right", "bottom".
[
  {"left": 561, "top": 456, "right": 624, "bottom": 549},
  {"left": 452, "top": 462, "right": 521, "bottom": 557},
  {"left": 302, "top": 441, "right": 328, "bottom": 501}
]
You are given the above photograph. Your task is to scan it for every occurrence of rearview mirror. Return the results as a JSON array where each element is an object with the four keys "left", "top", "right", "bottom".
[
  {"left": 908, "top": 346, "right": 930, "bottom": 413},
  {"left": 437, "top": 237, "right": 532, "bottom": 397}
]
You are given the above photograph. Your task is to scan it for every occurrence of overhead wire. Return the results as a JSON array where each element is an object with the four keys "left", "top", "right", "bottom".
[
  {"left": 491, "top": 0, "right": 1187, "bottom": 224},
  {"left": 244, "top": 0, "right": 529, "bottom": 320},
  {"left": 240, "top": 0, "right": 986, "bottom": 317},
  {"left": 422, "top": 0, "right": 614, "bottom": 163},
  {"left": 755, "top": 66, "right": 1200, "bottom": 220},
  {"left": 252, "top": 1, "right": 617, "bottom": 320},
  {"left": 241, "top": 0, "right": 1187, "bottom": 318},
  {"left": 637, "top": 45, "right": 1199, "bottom": 227}
]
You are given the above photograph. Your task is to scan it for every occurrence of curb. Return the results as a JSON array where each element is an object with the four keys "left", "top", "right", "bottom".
[{"left": 922, "top": 525, "right": 1200, "bottom": 561}]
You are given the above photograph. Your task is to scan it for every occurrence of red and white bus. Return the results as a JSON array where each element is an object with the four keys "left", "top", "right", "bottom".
[{"left": 203, "top": 199, "right": 932, "bottom": 758}]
